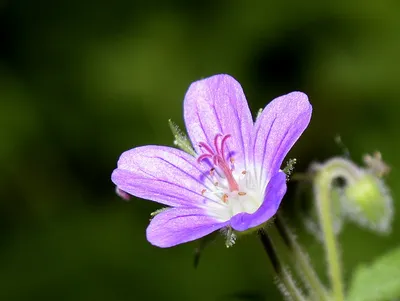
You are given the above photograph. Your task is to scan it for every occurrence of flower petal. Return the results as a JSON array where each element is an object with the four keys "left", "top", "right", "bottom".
[
  {"left": 146, "top": 207, "right": 228, "bottom": 247},
  {"left": 111, "top": 145, "right": 218, "bottom": 208},
  {"left": 230, "top": 171, "right": 287, "bottom": 231},
  {"left": 252, "top": 92, "right": 312, "bottom": 186},
  {"left": 184, "top": 74, "right": 253, "bottom": 169}
]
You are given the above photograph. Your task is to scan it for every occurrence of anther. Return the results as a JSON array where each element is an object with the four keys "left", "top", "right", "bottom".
[
  {"left": 241, "top": 170, "right": 247, "bottom": 175},
  {"left": 238, "top": 192, "right": 247, "bottom": 196},
  {"left": 210, "top": 168, "right": 215, "bottom": 176},
  {"left": 201, "top": 189, "right": 206, "bottom": 195},
  {"left": 229, "top": 157, "right": 235, "bottom": 171},
  {"left": 222, "top": 194, "right": 229, "bottom": 203}
]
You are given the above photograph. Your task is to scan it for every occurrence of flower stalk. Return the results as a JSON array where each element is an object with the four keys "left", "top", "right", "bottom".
[
  {"left": 313, "top": 158, "right": 357, "bottom": 301},
  {"left": 274, "top": 213, "right": 330, "bottom": 300},
  {"left": 258, "top": 230, "right": 306, "bottom": 301}
]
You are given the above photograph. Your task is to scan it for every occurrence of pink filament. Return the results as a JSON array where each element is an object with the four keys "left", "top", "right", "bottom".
[{"left": 197, "top": 134, "right": 239, "bottom": 192}]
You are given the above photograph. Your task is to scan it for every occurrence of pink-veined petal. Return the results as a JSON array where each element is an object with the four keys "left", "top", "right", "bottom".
[
  {"left": 252, "top": 92, "right": 312, "bottom": 186},
  {"left": 184, "top": 74, "right": 253, "bottom": 169},
  {"left": 146, "top": 207, "right": 228, "bottom": 247},
  {"left": 112, "top": 145, "right": 220, "bottom": 208},
  {"left": 230, "top": 171, "right": 287, "bottom": 231}
]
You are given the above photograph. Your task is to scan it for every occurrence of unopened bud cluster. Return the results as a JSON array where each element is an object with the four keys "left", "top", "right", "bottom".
[{"left": 308, "top": 152, "right": 393, "bottom": 235}]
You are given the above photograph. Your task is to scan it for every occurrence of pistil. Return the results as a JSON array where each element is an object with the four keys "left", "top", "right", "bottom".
[{"left": 198, "top": 134, "right": 239, "bottom": 192}]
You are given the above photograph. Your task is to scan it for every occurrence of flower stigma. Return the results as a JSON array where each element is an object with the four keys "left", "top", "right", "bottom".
[{"left": 197, "top": 134, "right": 264, "bottom": 222}]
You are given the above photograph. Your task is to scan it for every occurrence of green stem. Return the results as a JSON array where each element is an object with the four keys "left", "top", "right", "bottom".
[
  {"left": 274, "top": 214, "right": 330, "bottom": 300},
  {"left": 314, "top": 168, "right": 346, "bottom": 301},
  {"left": 313, "top": 158, "right": 365, "bottom": 300},
  {"left": 258, "top": 230, "right": 306, "bottom": 301}
]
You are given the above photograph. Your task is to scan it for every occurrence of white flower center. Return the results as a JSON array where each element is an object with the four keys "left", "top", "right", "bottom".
[{"left": 197, "top": 134, "right": 265, "bottom": 222}]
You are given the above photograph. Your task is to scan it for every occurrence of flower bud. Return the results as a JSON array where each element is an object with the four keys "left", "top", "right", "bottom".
[{"left": 343, "top": 173, "right": 393, "bottom": 234}]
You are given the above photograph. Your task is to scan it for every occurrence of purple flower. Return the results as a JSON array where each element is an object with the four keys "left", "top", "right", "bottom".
[{"left": 111, "top": 74, "right": 312, "bottom": 248}]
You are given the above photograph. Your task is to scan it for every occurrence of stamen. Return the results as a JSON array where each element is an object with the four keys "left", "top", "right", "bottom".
[
  {"left": 222, "top": 194, "right": 229, "bottom": 203},
  {"left": 210, "top": 168, "right": 215, "bottom": 176},
  {"left": 241, "top": 170, "right": 247, "bottom": 175},
  {"left": 230, "top": 157, "right": 235, "bottom": 171},
  {"left": 238, "top": 192, "right": 247, "bottom": 196},
  {"left": 197, "top": 133, "right": 239, "bottom": 192},
  {"left": 214, "top": 156, "right": 239, "bottom": 191}
]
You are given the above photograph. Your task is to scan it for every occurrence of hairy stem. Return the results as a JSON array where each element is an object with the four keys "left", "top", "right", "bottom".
[
  {"left": 258, "top": 230, "right": 306, "bottom": 301},
  {"left": 314, "top": 159, "right": 359, "bottom": 301},
  {"left": 274, "top": 213, "right": 330, "bottom": 300}
]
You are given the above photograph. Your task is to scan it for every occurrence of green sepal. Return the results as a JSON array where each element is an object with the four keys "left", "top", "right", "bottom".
[
  {"left": 283, "top": 158, "right": 297, "bottom": 181},
  {"left": 343, "top": 173, "right": 393, "bottom": 234},
  {"left": 256, "top": 108, "right": 263, "bottom": 120},
  {"left": 223, "top": 227, "right": 237, "bottom": 248},
  {"left": 168, "top": 119, "right": 196, "bottom": 156},
  {"left": 150, "top": 207, "right": 169, "bottom": 219}
]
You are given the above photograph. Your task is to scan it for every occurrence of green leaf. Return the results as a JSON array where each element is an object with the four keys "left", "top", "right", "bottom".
[{"left": 347, "top": 246, "right": 400, "bottom": 301}]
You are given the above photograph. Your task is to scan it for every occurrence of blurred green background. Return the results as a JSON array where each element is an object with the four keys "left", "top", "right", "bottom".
[{"left": 0, "top": 1, "right": 399, "bottom": 300}]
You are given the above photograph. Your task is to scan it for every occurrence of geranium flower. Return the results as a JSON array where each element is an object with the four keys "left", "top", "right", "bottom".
[{"left": 111, "top": 74, "right": 312, "bottom": 248}]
